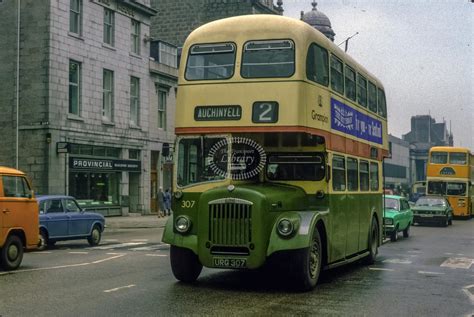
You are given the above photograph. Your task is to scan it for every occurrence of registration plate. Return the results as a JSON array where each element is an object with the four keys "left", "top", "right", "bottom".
[
  {"left": 420, "top": 214, "right": 433, "bottom": 217},
  {"left": 213, "top": 257, "right": 247, "bottom": 268}
]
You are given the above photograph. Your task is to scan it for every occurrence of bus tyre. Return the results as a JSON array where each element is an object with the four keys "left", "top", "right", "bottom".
[
  {"left": 0, "top": 235, "right": 24, "bottom": 271},
  {"left": 364, "top": 217, "right": 379, "bottom": 265},
  {"left": 290, "top": 228, "right": 322, "bottom": 291},
  {"left": 170, "top": 246, "right": 202, "bottom": 283}
]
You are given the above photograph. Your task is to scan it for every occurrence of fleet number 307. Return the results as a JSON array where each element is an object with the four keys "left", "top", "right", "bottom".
[{"left": 181, "top": 200, "right": 195, "bottom": 208}]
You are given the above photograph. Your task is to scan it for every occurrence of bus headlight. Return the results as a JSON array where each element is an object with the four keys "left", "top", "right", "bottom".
[
  {"left": 175, "top": 215, "right": 191, "bottom": 233},
  {"left": 277, "top": 218, "right": 294, "bottom": 237},
  {"left": 384, "top": 218, "right": 393, "bottom": 225}
]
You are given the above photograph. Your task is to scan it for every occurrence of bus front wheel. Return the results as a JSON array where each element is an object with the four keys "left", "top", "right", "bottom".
[
  {"left": 290, "top": 228, "right": 322, "bottom": 291},
  {"left": 170, "top": 246, "right": 202, "bottom": 283}
]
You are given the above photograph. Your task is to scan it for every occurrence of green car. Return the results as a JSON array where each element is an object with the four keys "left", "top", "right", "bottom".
[
  {"left": 383, "top": 195, "right": 414, "bottom": 242},
  {"left": 412, "top": 195, "right": 453, "bottom": 227}
]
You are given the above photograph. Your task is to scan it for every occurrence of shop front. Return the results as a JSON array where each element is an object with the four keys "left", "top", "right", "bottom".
[{"left": 69, "top": 157, "right": 141, "bottom": 216}]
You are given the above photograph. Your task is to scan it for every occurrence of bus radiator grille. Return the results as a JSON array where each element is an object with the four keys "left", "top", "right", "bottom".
[{"left": 208, "top": 201, "right": 252, "bottom": 246}]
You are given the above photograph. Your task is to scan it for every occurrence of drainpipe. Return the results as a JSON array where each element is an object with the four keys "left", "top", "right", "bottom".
[{"left": 16, "top": 0, "right": 21, "bottom": 169}]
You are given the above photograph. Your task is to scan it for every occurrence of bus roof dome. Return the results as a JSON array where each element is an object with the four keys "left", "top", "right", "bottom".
[{"left": 300, "top": 1, "right": 335, "bottom": 42}]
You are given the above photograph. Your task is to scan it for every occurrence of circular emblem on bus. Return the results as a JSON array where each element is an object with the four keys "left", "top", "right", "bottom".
[{"left": 208, "top": 137, "right": 266, "bottom": 181}]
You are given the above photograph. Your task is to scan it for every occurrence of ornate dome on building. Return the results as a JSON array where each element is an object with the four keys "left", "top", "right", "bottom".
[{"left": 300, "top": 1, "right": 335, "bottom": 42}]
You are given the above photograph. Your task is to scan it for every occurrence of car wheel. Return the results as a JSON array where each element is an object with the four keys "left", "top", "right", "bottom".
[
  {"left": 403, "top": 224, "right": 410, "bottom": 238},
  {"left": 364, "top": 217, "right": 379, "bottom": 265},
  {"left": 448, "top": 218, "right": 452, "bottom": 225},
  {"left": 170, "top": 246, "right": 203, "bottom": 283},
  {"left": 87, "top": 225, "right": 102, "bottom": 246},
  {"left": 390, "top": 225, "right": 398, "bottom": 242},
  {"left": 442, "top": 218, "right": 448, "bottom": 227},
  {"left": 0, "top": 235, "right": 24, "bottom": 270},
  {"left": 289, "top": 228, "right": 322, "bottom": 291},
  {"left": 37, "top": 230, "right": 48, "bottom": 251}
]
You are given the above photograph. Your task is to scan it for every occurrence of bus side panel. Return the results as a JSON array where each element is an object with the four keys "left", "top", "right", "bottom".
[{"left": 328, "top": 193, "right": 348, "bottom": 263}]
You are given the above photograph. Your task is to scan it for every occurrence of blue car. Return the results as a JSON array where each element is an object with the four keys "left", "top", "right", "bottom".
[{"left": 37, "top": 195, "right": 105, "bottom": 250}]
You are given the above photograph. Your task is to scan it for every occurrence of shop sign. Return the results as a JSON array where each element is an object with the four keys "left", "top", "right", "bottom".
[{"left": 70, "top": 157, "right": 141, "bottom": 172}]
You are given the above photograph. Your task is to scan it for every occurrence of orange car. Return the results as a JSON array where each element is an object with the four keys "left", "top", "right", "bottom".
[{"left": 0, "top": 166, "right": 39, "bottom": 270}]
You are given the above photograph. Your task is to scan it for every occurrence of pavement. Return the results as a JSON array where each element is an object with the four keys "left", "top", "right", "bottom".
[{"left": 104, "top": 213, "right": 170, "bottom": 229}]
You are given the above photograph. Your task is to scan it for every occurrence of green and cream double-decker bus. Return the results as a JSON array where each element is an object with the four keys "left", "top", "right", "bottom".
[{"left": 162, "top": 15, "right": 389, "bottom": 291}]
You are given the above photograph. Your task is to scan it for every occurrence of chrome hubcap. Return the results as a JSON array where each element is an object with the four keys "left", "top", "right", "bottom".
[
  {"left": 7, "top": 244, "right": 19, "bottom": 261},
  {"left": 309, "top": 237, "right": 320, "bottom": 279},
  {"left": 92, "top": 229, "right": 99, "bottom": 242}
]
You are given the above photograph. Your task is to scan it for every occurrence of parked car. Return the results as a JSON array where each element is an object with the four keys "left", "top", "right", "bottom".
[
  {"left": 0, "top": 166, "right": 39, "bottom": 270},
  {"left": 36, "top": 195, "right": 105, "bottom": 250},
  {"left": 383, "top": 195, "right": 414, "bottom": 242},
  {"left": 412, "top": 195, "right": 453, "bottom": 227}
]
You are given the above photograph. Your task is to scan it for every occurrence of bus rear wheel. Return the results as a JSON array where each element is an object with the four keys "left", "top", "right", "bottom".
[
  {"left": 364, "top": 217, "right": 379, "bottom": 265},
  {"left": 290, "top": 228, "right": 322, "bottom": 291},
  {"left": 170, "top": 246, "right": 202, "bottom": 283}
]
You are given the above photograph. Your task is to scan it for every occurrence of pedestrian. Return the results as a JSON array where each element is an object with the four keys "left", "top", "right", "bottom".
[
  {"left": 157, "top": 187, "right": 165, "bottom": 217},
  {"left": 164, "top": 188, "right": 172, "bottom": 216}
]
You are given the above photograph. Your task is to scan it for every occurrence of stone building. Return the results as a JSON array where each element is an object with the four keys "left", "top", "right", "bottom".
[
  {"left": 149, "top": 0, "right": 284, "bottom": 48},
  {"left": 402, "top": 115, "right": 454, "bottom": 183},
  {"left": 300, "top": 1, "right": 335, "bottom": 42},
  {"left": 383, "top": 135, "right": 410, "bottom": 193},
  {"left": 0, "top": 0, "right": 177, "bottom": 216}
]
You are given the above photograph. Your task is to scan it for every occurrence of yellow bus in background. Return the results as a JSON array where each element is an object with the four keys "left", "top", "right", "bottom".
[
  {"left": 162, "top": 14, "right": 389, "bottom": 290},
  {"left": 426, "top": 146, "right": 473, "bottom": 218}
]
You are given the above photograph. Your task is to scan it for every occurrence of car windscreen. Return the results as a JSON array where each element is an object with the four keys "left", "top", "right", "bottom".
[
  {"left": 384, "top": 198, "right": 399, "bottom": 210},
  {"left": 185, "top": 43, "right": 236, "bottom": 80},
  {"left": 415, "top": 197, "right": 446, "bottom": 207}
]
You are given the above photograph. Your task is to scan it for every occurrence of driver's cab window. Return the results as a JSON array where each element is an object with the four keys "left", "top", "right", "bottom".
[
  {"left": 64, "top": 199, "right": 81, "bottom": 212},
  {"left": 2, "top": 176, "right": 30, "bottom": 198}
]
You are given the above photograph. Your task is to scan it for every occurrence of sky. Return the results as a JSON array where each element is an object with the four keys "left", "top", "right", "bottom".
[{"left": 282, "top": 0, "right": 473, "bottom": 149}]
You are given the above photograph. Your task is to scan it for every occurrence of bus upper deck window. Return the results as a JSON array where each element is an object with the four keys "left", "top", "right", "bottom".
[
  {"left": 185, "top": 43, "right": 236, "bottom": 80},
  {"left": 449, "top": 153, "right": 467, "bottom": 165},
  {"left": 430, "top": 152, "right": 448, "bottom": 164},
  {"left": 241, "top": 40, "right": 295, "bottom": 78}
]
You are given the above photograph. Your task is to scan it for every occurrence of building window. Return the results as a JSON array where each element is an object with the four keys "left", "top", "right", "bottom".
[
  {"left": 69, "top": 60, "right": 81, "bottom": 115},
  {"left": 130, "top": 76, "right": 140, "bottom": 126},
  {"left": 158, "top": 89, "right": 167, "bottom": 129},
  {"left": 103, "top": 69, "right": 114, "bottom": 121},
  {"left": 158, "top": 42, "right": 178, "bottom": 68},
  {"left": 131, "top": 20, "right": 140, "bottom": 54},
  {"left": 129, "top": 149, "right": 140, "bottom": 160},
  {"left": 69, "top": 0, "right": 82, "bottom": 35},
  {"left": 103, "top": 8, "right": 114, "bottom": 46},
  {"left": 69, "top": 172, "right": 120, "bottom": 207},
  {"left": 306, "top": 43, "right": 328, "bottom": 86},
  {"left": 330, "top": 55, "right": 344, "bottom": 94}
]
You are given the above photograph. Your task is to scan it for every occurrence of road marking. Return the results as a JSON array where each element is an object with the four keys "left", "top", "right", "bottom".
[
  {"left": 103, "top": 284, "right": 136, "bottom": 293},
  {"left": 440, "top": 257, "right": 474, "bottom": 269},
  {"left": 383, "top": 259, "right": 412, "bottom": 264},
  {"left": 91, "top": 242, "right": 147, "bottom": 250},
  {"left": 145, "top": 254, "right": 168, "bottom": 257},
  {"left": 369, "top": 268, "right": 395, "bottom": 271},
  {"left": 69, "top": 252, "right": 89, "bottom": 254},
  {"left": 131, "top": 239, "right": 148, "bottom": 242},
  {"left": 0, "top": 254, "right": 126, "bottom": 275},
  {"left": 31, "top": 251, "right": 52, "bottom": 254},
  {"left": 418, "top": 271, "right": 445, "bottom": 275},
  {"left": 104, "top": 239, "right": 119, "bottom": 242},
  {"left": 462, "top": 285, "right": 474, "bottom": 304},
  {"left": 408, "top": 250, "right": 422, "bottom": 254}
]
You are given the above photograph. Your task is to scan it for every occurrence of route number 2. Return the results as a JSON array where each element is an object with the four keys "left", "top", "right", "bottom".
[{"left": 252, "top": 102, "right": 278, "bottom": 123}]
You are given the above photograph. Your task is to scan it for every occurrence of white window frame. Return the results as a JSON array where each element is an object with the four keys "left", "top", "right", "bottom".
[
  {"left": 69, "top": 0, "right": 82, "bottom": 35},
  {"left": 69, "top": 60, "right": 81, "bottom": 115},
  {"left": 104, "top": 8, "right": 115, "bottom": 46},
  {"left": 103, "top": 69, "right": 114, "bottom": 121},
  {"left": 131, "top": 20, "right": 140, "bottom": 55},
  {"left": 130, "top": 76, "right": 140, "bottom": 126}
]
